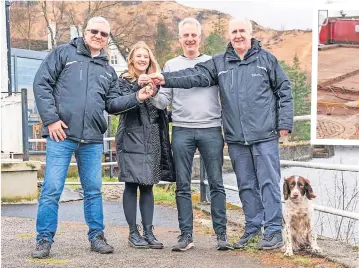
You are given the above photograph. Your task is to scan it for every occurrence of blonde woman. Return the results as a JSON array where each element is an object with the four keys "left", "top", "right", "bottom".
[{"left": 115, "top": 41, "right": 175, "bottom": 249}]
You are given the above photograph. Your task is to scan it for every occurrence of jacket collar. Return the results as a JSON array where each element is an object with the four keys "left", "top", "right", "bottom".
[
  {"left": 225, "top": 38, "right": 262, "bottom": 62},
  {"left": 69, "top": 37, "right": 108, "bottom": 65}
]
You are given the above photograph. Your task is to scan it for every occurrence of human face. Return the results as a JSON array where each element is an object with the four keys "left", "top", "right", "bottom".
[
  {"left": 133, "top": 48, "right": 150, "bottom": 75},
  {"left": 179, "top": 23, "right": 201, "bottom": 57},
  {"left": 229, "top": 20, "right": 252, "bottom": 55},
  {"left": 84, "top": 21, "right": 110, "bottom": 55}
]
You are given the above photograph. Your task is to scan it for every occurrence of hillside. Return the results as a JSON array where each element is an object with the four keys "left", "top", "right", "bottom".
[{"left": 10, "top": 0, "right": 312, "bottom": 74}]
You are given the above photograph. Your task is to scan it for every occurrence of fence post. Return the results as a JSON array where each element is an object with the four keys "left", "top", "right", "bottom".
[
  {"left": 107, "top": 114, "right": 114, "bottom": 178},
  {"left": 21, "top": 88, "right": 29, "bottom": 161},
  {"left": 199, "top": 155, "right": 210, "bottom": 203}
]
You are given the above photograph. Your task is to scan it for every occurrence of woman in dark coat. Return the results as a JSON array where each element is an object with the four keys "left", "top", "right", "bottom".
[{"left": 115, "top": 41, "right": 175, "bottom": 249}]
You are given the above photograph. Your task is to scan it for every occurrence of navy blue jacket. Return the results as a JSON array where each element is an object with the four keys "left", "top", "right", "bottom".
[
  {"left": 34, "top": 37, "right": 140, "bottom": 143},
  {"left": 162, "top": 39, "right": 294, "bottom": 145}
]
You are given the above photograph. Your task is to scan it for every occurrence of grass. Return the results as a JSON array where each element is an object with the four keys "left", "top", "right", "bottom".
[
  {"left": 153, "top": 185, "right": 176, "bottom": 205},
  {"left": 290, "top": 121, "right": 311, "bottom": 141},
  {"left": 27, "top": 258, "right": 69, "bottom": 265}
]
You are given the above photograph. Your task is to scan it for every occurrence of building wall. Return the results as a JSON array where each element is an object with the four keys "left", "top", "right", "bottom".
[{"left": 1, "top": 1, "right": 8, "bottom": 93}]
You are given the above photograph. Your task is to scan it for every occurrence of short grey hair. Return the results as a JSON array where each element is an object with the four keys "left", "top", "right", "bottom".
[
  {"left": 178, "top": 17, "right": 202, "bottom": 36},
  {"left": 86, "top": 17, "right": 111, "bottom": 33},
  {"left": 229, "top": 19, "right": 253, "bottom": 34}
]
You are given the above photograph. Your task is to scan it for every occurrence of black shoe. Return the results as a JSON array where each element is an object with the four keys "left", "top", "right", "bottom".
[
  {"left": 233, "top": 230, "right": 261, "bottom": 249},
  {"left": 143, "top": 225, "right": 164, "bottom": 249},
  {"left": 90, "top": 233, "right": 114, "bottom": 254},
  {"left": 31, "top": 239, "right": 51, "bottom": 259},
  {"left": 216, "top": 233, "right": 233, "bottom": 250},
  {"left": 258, "top": 232, "right": 284, "bottom": 250},
  {"left": 172, "top": 233, "right": 194, "bottom": 252},
  {"left": 128, "top": 225, "right": 149, "bottom": 249}
]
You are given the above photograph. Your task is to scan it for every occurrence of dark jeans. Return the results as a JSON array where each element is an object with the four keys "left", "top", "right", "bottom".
[
  {"left": 228, "top": 139, "right": 282, "bottom": 236},
  {"left": 172, "top": 126, "right": 226, "bottom": 235}
]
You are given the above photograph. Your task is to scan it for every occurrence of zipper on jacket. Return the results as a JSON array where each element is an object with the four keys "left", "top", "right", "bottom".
[
  {"left": 230, "top": 69, "right": 234, "bottom": 92},
  {"left": 80, "top": 61, "right": 89, "bottom": 140},
  {"left": 80, "top": 62, "right": 83, "bottom": 81}
]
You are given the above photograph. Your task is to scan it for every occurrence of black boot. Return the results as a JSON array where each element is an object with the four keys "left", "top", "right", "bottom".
[
  {"left": 143, "top": 225, "right": 164, "bottom": 249},
  {"left": 128, "top": 225, "right": 149, "bottom": 249}
]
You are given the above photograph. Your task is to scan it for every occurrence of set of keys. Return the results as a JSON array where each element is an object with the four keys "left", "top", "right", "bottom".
[{"left": 144, "top": 83, "right": 152, "bottom": 93}]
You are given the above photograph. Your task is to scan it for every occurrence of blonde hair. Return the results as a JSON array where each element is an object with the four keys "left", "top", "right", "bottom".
[{"left": 122, "top": 41, "right": 160, "bottom": 82}]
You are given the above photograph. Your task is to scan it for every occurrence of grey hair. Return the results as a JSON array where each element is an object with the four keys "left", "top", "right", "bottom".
[
  {"left": 178, "top": 17, "right": 202, "bottom": 36},
  {"left": 86, "top": 17, "right": 111, "bottom": 33},
  {"left": 229, "top": 19, "right": 253, "bottom": 34}
]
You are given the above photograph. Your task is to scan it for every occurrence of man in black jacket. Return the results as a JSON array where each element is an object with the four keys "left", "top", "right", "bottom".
[
  {"left": 147, "top": 19, "right": 293, "bottom": 250},
  {"left": 32, "top": 16, "right": 154, "bottom": 258}
]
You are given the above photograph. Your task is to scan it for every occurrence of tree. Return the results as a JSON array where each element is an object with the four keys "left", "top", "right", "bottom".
[
  {"left": 10, "top": 2, "right": 39, "bottom": 50},
  {"left": 280, "top": 55, "right": 311, "bottom": 140},
  {"left": 202, "top": 32, "right": 227, "bottom": 56},
  {"left": 39, "top": 0, "right": 69, "bottom": 48},
  {"left": 212, "top": 12, "right": 226, "bottom": 36},
  {"left": 154, "top": 15, "right": 175, "bottom": 67},
  {"left": 202, "top": 13, "right": 227, "bottom": 56}
]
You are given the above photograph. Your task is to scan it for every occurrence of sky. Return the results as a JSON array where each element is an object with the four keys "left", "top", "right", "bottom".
[{"left": 176, "top": 0, "right": 359, "bottom": 30}]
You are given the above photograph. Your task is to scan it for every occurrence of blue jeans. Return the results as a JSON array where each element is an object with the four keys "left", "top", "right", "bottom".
[
  {"left": 228, "top": 139, "right": 282, "bottom": 236},
  {"left": 172, "top": 126, "right": 226, "bottom": 235},
  {"left": 36, "top": 137, "right": 104, "bottom": 243}
]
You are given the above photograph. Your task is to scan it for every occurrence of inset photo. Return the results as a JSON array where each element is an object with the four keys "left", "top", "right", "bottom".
[{"left": 315, "top": 10, "right": 359, "bottom": 142}]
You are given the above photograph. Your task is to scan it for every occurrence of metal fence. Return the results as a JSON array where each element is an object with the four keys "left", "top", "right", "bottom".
[{"left": 5, "top": 89, "right": 358, "bottom": 221}]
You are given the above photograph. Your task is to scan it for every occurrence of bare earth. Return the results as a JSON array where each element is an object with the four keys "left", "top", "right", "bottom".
[{"left": 316, "top": 47, "right": 359, "bottom": 140}]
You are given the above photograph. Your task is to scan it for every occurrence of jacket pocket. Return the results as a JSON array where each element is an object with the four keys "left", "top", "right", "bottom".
[
  {"left": 93, "top": 111, "right": 107, "bottom": 134},
  {"left": 122, "top": 126, "right": 145, "bottom": 154},
  {"left": 218, "top": 69, "right": 233, "bottom": 93},
  {"left": 117, "top": 150, "right": 127, "bottom": 179}
]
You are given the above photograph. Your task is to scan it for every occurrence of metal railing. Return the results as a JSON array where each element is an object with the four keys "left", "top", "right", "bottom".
[{"left": 11, "top": 97, "right": 358, "bottom": 221}]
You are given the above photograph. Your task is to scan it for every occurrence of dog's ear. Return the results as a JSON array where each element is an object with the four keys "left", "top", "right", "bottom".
[
  {"left": 283, "top": 178, "right": 290, "bottom": 200},
  {"left": 304, "top": 178, "right": 316, "bottom": 200}
]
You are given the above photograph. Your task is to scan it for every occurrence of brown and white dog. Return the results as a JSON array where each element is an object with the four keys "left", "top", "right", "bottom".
[{"left": 282, "top": 175, "right": 322, "bottom": 256}]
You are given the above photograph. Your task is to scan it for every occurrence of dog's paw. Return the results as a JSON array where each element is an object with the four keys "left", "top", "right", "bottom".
[
  {"left": 284, "top": 249, "right": 294, "bottom": 256},
  {"left": 311, "top": 246, "right": 322, "bottom": 254}
]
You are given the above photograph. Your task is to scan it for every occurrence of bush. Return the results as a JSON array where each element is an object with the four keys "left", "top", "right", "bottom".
[{"left": 280, "top": 55, "right": 311, "bottom": 141}]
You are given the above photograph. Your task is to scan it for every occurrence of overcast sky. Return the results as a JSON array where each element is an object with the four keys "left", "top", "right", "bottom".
[{"left": 176, "top": 0, "right": 359, "bottom": 30}]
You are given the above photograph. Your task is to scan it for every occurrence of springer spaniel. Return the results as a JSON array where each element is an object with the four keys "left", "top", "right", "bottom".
[{"left": 282, "top": 175, "right": 322, "bottom": 256}]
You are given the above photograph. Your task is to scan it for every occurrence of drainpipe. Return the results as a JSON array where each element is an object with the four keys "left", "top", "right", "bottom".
[{"left": 5, "top": 0, "right": 11, "bottom": 95}]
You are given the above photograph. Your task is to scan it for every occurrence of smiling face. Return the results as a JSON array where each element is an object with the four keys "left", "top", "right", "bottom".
[
  {"left": 228, "top": 19, "right": 252, "bottom": 56},
  {"left": 132, "top": 47, "right": 150, "bottom": 75},
  {"left": 84, "top": 21, "right": 110, "bottom": 55},
  {"left": 179, "top": 23, "right": 201, "bottom": 57}
]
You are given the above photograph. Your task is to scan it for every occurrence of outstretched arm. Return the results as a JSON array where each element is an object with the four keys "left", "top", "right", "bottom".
[{"left": 150, "top": 58, "right": 218, "bottom": 89}]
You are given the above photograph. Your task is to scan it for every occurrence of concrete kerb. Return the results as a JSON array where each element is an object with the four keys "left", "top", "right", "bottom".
[{"left": 194, "top": 202, "right": 359, "bottom": 268}]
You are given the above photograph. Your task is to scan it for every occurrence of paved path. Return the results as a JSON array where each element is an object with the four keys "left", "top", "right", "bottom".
[{"left": 1, "top": 201, "right": 277, "bottom": 268}]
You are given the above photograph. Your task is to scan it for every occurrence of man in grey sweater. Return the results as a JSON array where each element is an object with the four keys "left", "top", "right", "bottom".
[{"left": 149, "top": 18, "right": 230, "bottom": 251}]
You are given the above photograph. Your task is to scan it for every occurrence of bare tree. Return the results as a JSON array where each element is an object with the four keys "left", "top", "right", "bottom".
[
  {"left": 10, "top": 2, "right": 39, "bottom": 49},
  {"left": 39, "top": 0, "right": 69, "bottom": 48}
]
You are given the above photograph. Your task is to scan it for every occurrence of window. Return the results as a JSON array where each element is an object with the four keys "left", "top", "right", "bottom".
[
  {"left": 110, "top": 55, "right": 118, "bottom": 65},
  {"left": 16, "top": 57, "right": 43, "bottom": 91}
]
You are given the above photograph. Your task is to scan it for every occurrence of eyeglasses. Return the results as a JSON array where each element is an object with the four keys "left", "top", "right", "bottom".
[{"left": 87, "top": 29, "right": 109, "bottom": 38}]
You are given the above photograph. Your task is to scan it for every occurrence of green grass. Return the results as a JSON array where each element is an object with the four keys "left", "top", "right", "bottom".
[
  {"left": 290, "top": 121, "right": 311, "bottom": 141},
  {"left": 153, "top": 184, "right": 176, "bottom": 205},
  {"left": 292, "top": 256, "right": 312, "bottom": 266},
  {"left": 27, "top": 258, "right": 69, "bottom": 265}
]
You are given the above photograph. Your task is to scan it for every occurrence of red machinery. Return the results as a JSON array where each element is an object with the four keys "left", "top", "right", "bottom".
[{"left": 319, "top": 16, "right": 359, "bottom": 45}]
